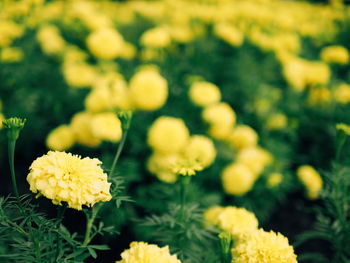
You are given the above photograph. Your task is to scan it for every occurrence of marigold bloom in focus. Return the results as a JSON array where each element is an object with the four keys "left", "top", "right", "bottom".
[
  {"left": 46, "top": 125, "right": 75, "bottom": 151},
  {"left": 222, "top": 163, "right": 256, "bottom": 196},
  {"left": 148, "top": 116, "right": 190, "bottom": 154},
  {"left": 232, "top": 229, "right": 297, "bottom": 263},
  {"left": 87, "top": 27, "right": 124, "bottom": 59},
  {"left": 27, "top": 151, "right": 112, "bottom": 210},
  {"left": 129, "top": 68, "right": 168, "bottom": 111},
  {"left": 297, "top": 165, "right": 323, "bottom": 199},
  {"left": 116, "top": 241, "right": 181, "bottom": 263},
  {"left": 189, "top": 81, "right": 221, "bottom": 107}
]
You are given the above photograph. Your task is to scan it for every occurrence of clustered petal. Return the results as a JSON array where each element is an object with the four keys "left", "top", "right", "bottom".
[{"left": 27, "top": 151, "right": 112, "bottom": 210}]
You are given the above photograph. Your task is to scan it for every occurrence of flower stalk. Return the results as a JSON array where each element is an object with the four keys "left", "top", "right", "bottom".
[{"left": 219, "top": 232, "right": 232, "bottom": 263}]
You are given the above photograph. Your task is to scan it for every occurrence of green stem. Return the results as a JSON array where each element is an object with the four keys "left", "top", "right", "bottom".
[
  {"left": 54, "top": 205, "right": 67, "bottom": 262},
  {"left": 336, "top": 133, "right": 346, "bottom": 162},
  {"left": 8, "top": 139, "right": 19, "bottom": 199},
  {"left": 82, "top": 204, "right": 101, "bottom": 246},
  {"left": 179, "top": 176, "right": 191, "bottom": 220}
]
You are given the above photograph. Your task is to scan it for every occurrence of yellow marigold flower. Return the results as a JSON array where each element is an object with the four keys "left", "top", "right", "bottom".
[
  {"left": 222, "top": 163, "right": 256, "bottom": 196},
  {"left": 36, "top": 25, "right": 66, "bottom": 55},
  {"left": 214, "top": 23, "right": 244, "bottom": 47},
  {"left": 217, "top": 207, "right": 259, "bottom": 238},
  {"left": 86, "top": 27, "right": 124, "bottom": 59},
  {"left": 267, "top": 173, "right": 283, "bottom": 188},
  {"left": 91, "top": 112, "right": 122, "bottom": 143},
  {"left": 0, "top": 20, "right": 24, "bottom": 47},
  {"left": 203, "top": 206, "right": 225, "bottom": 226},
  {"left": 232, "top": 229, "right": 297, "bottom": 263},
  {"left": 228, "top": 125, "right": 258, "bottom": 150},
  {"left": 173, "top": 158, "right": 203, "bottom": 176},
  {"left": 236, "top": 147, "right": 272, "bottom": 177},
  {"left": 336, "top": 123, "right": 350, "bottom": 135},
  {"left": 282, "top": 58, "right": 307, "bottom": 92},
  {"left": 321, "top": 45, "right": 349, "bottom": 65},
  {"left": 147, "top": 153, "right": 179, "bottom": 183},
  {"left": 63, "top": 62, "right": 98, "bottom": 88},
  {"left": 140, "top": 27, "right": 171, "bottom": 48},
  {"left": 266, "top": 113, "right": 288, "bottom": 130},
  {"left": 148, "top": 116, "right": 190, "bottom": 154},
  {"left": 304, "top": 61, "right": 331, "bottom": 86},
  {"left": 183, "top": 135, "right": 216, "bottom": 168},
  {"left": 189, "top": 81, "right": 221, "bottom": 107},
  {"left": 208, "top": 124, "right": 232, "bottom": 140},
  {"left": 308, "top": 87, "right": 331, "bottom": 106},
  {"left": 0, "top": 47, "right": 23, "bottom": 63},
  {"left": 334, "top": 83, "right": 350, "bottom": 104},
  {"left": 46, "top": 125, "right": 75, "bottom": 151},
  {"left": 119, "top": 42, "right": 137, "bottom": 60},
  {"left": 202, "top": 102, "right": 236, "bottom": 128},
  {"left": 116, "top": 241, "right": 181, "bottom": 263},
  {"left": 129, "top": 68, "right": 168, "bottom": 111},
  {"left": 71, "top": 112, "right": 101, "bottom": 147},
  {"left": 297, "top": 165, "right": 323, "bottom": 199},
  {"left": 168, "top": 25, "right": 193, "bottom": 43},
  {"left": 27, "top": 151, "right": 112, "bottom": 210}
]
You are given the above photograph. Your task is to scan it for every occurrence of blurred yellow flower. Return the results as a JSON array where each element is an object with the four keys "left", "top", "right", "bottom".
[
  {"left": 202, "top": 102, "right": 236, "bottom": 128},
  {"left": 63, "top": 62, "right": 98, "bottom": 88},
  {"left": 321, "top": 45, "right": 349, "bottom": 65},
  {"left": 91, "top": 112, "right": 122, "bottom": 143},
  {"left": 203, "top": 206, "right": 225, "bottom": 226},
  {"left": 236, "top": 147, "right": 272, "bottom": 177},
  {"left": 189, "top": 81, "right": 221, "bottom": 107},
  {"left": 336, "top": 123, "right": 350, "bottom": 136},
  {"left": 183, "top": 135, "right": 216, "bottom": 168},
  {"left": 334, "top": 83, "right": 350, "bottom": 104},
  {"left": 129, "top": 68, "right": 168, "bottom": 111},
  {"left": 46, "top": 125, "right": 75, "bottom": 151},
  {"left": 71, "top": 112, "right": 101, "bottom": 147},
  {"left": 232, "top": 229, "right": 297, "bottom": 263},
  {"left": 148, "top": 116, "right": 189, "bottom": 154},
  {"left": 228, "top": 125, "right": 258, "bottom": 150},
  {"left": 214, "top": 23, "right": 244, "bottom": 47},
  {"left": 86, "top": 27, "right": 124, "bottom": 59},
  {"left": 36, "top": 25, "right": 66, "bottom": 55},
  {"left": 140, "top": 27, "right": 171, "bottom": 48},
  {"left": 27, "top": 151, "right": 112, "bottom": 210},
  {"left": 308, "top": 87, "right": 331, "bottom": 106},
  {"left": 266, "top": 113, "right": 288, "bottom": 130},
  {"left": 116, "top": 241, "right": 181, "bottom": 263},
  {"left": 297, "top": 165, "right": 323, "bottom": 199},
  {"left": 147, "top": 153, "right": 179, "bottom": 183},
  {"left": 222, "top": 163, "right": 256, "bottom": 196},
  {"left": 0, "top": 47, "right": 23, "bottom": 63},
  {"left": 267, "top": 173, "right": 283, "bottom": 188},
  {"left": 0, "top": 20, "right": 24, "bottom": 47},
  {"left": 173, "top": 158, "right": 203, "bottom": 176}
]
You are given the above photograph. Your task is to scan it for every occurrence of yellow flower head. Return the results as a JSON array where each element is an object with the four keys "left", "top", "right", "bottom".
[
  {"left": 267, "top": 173, "right": 283, "bottom": 188},
  {"left": 148, "top": 116, "right": 190, "bottom": 154},
  {"left": 189, "top": 81, "right": 221, "bottom": 107},
  {"left": 140, "top": 27, "right": 171, "bottom": 48},
  {"left": 71, "top": 112, "right": 101, "bottom": 147},
  {"left": 205, "top": 206, "right": 258, "bottom": 238},
  {"left": 214, "top": 23, "right": 244, "bottom": 47},
  {"left": 172, "top": 157, "right": 203, "bottom": 176},
  {"left": 0, "top": 47, "right": 24, "bottom": 63},
  {"left": 221, "top": 163, "right": 256, "bottom": 196},
  {"left": 86, "top": 27, "right": 124, "bottom": 59},
  {"left": 297, "top": 165, "right": 323, "bottom": 199},
  {"left": 236, "top": 147, "right": 272, "bottom": 177},
  {"left": 147, "top": 153, "right": 179, "bottom": 183},
  {"left": 228, "top": 125, "right": 258, "bottom": 150},
  {"left": 46, "top": 125, "right": 75, "bottom": 151},
  {"left": 27, "top": 151, "right": 112, "bottom": 210},
  {"left": 116, "top": 241, "right": 181, "bottom": 263},
  {"left": 202, "top": 102, "right": 236, "bottom": 128},
  {"left": 183, "top": 135, "right": 216, "bottom": 168},
  {"left": 266, "top": 113, "right": 288, "bottom": 130},
  {"left": 36, "top": 25, "right": 66, "bottom": 56},
  {"left": 129, "top": 68, "right": 168, "bottom": 111},
  {"left": 321, "top": 45, "right": 349, "bottom": 65},
  {"left": 308, "top": 87, "right": 331, "bottom": 106},
  {"left": 63, "top": 62, "right": 98, "bottom": 88},
  {"left": 232, "top": 229, "right": 297, "bottom": 263},
  {"left": 91, "top": 112, "right": 122, "bottom": 143},
  {"left": 334, "top": 83, "right": 350, "bottom": 104}
]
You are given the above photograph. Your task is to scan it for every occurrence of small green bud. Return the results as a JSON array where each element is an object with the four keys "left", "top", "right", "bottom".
[
  {"left": 117, "top": 110, "right": 132, "bottom": 132},
  {"left": 2, "top": 117, "right": 26, "bottom": 141}
]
